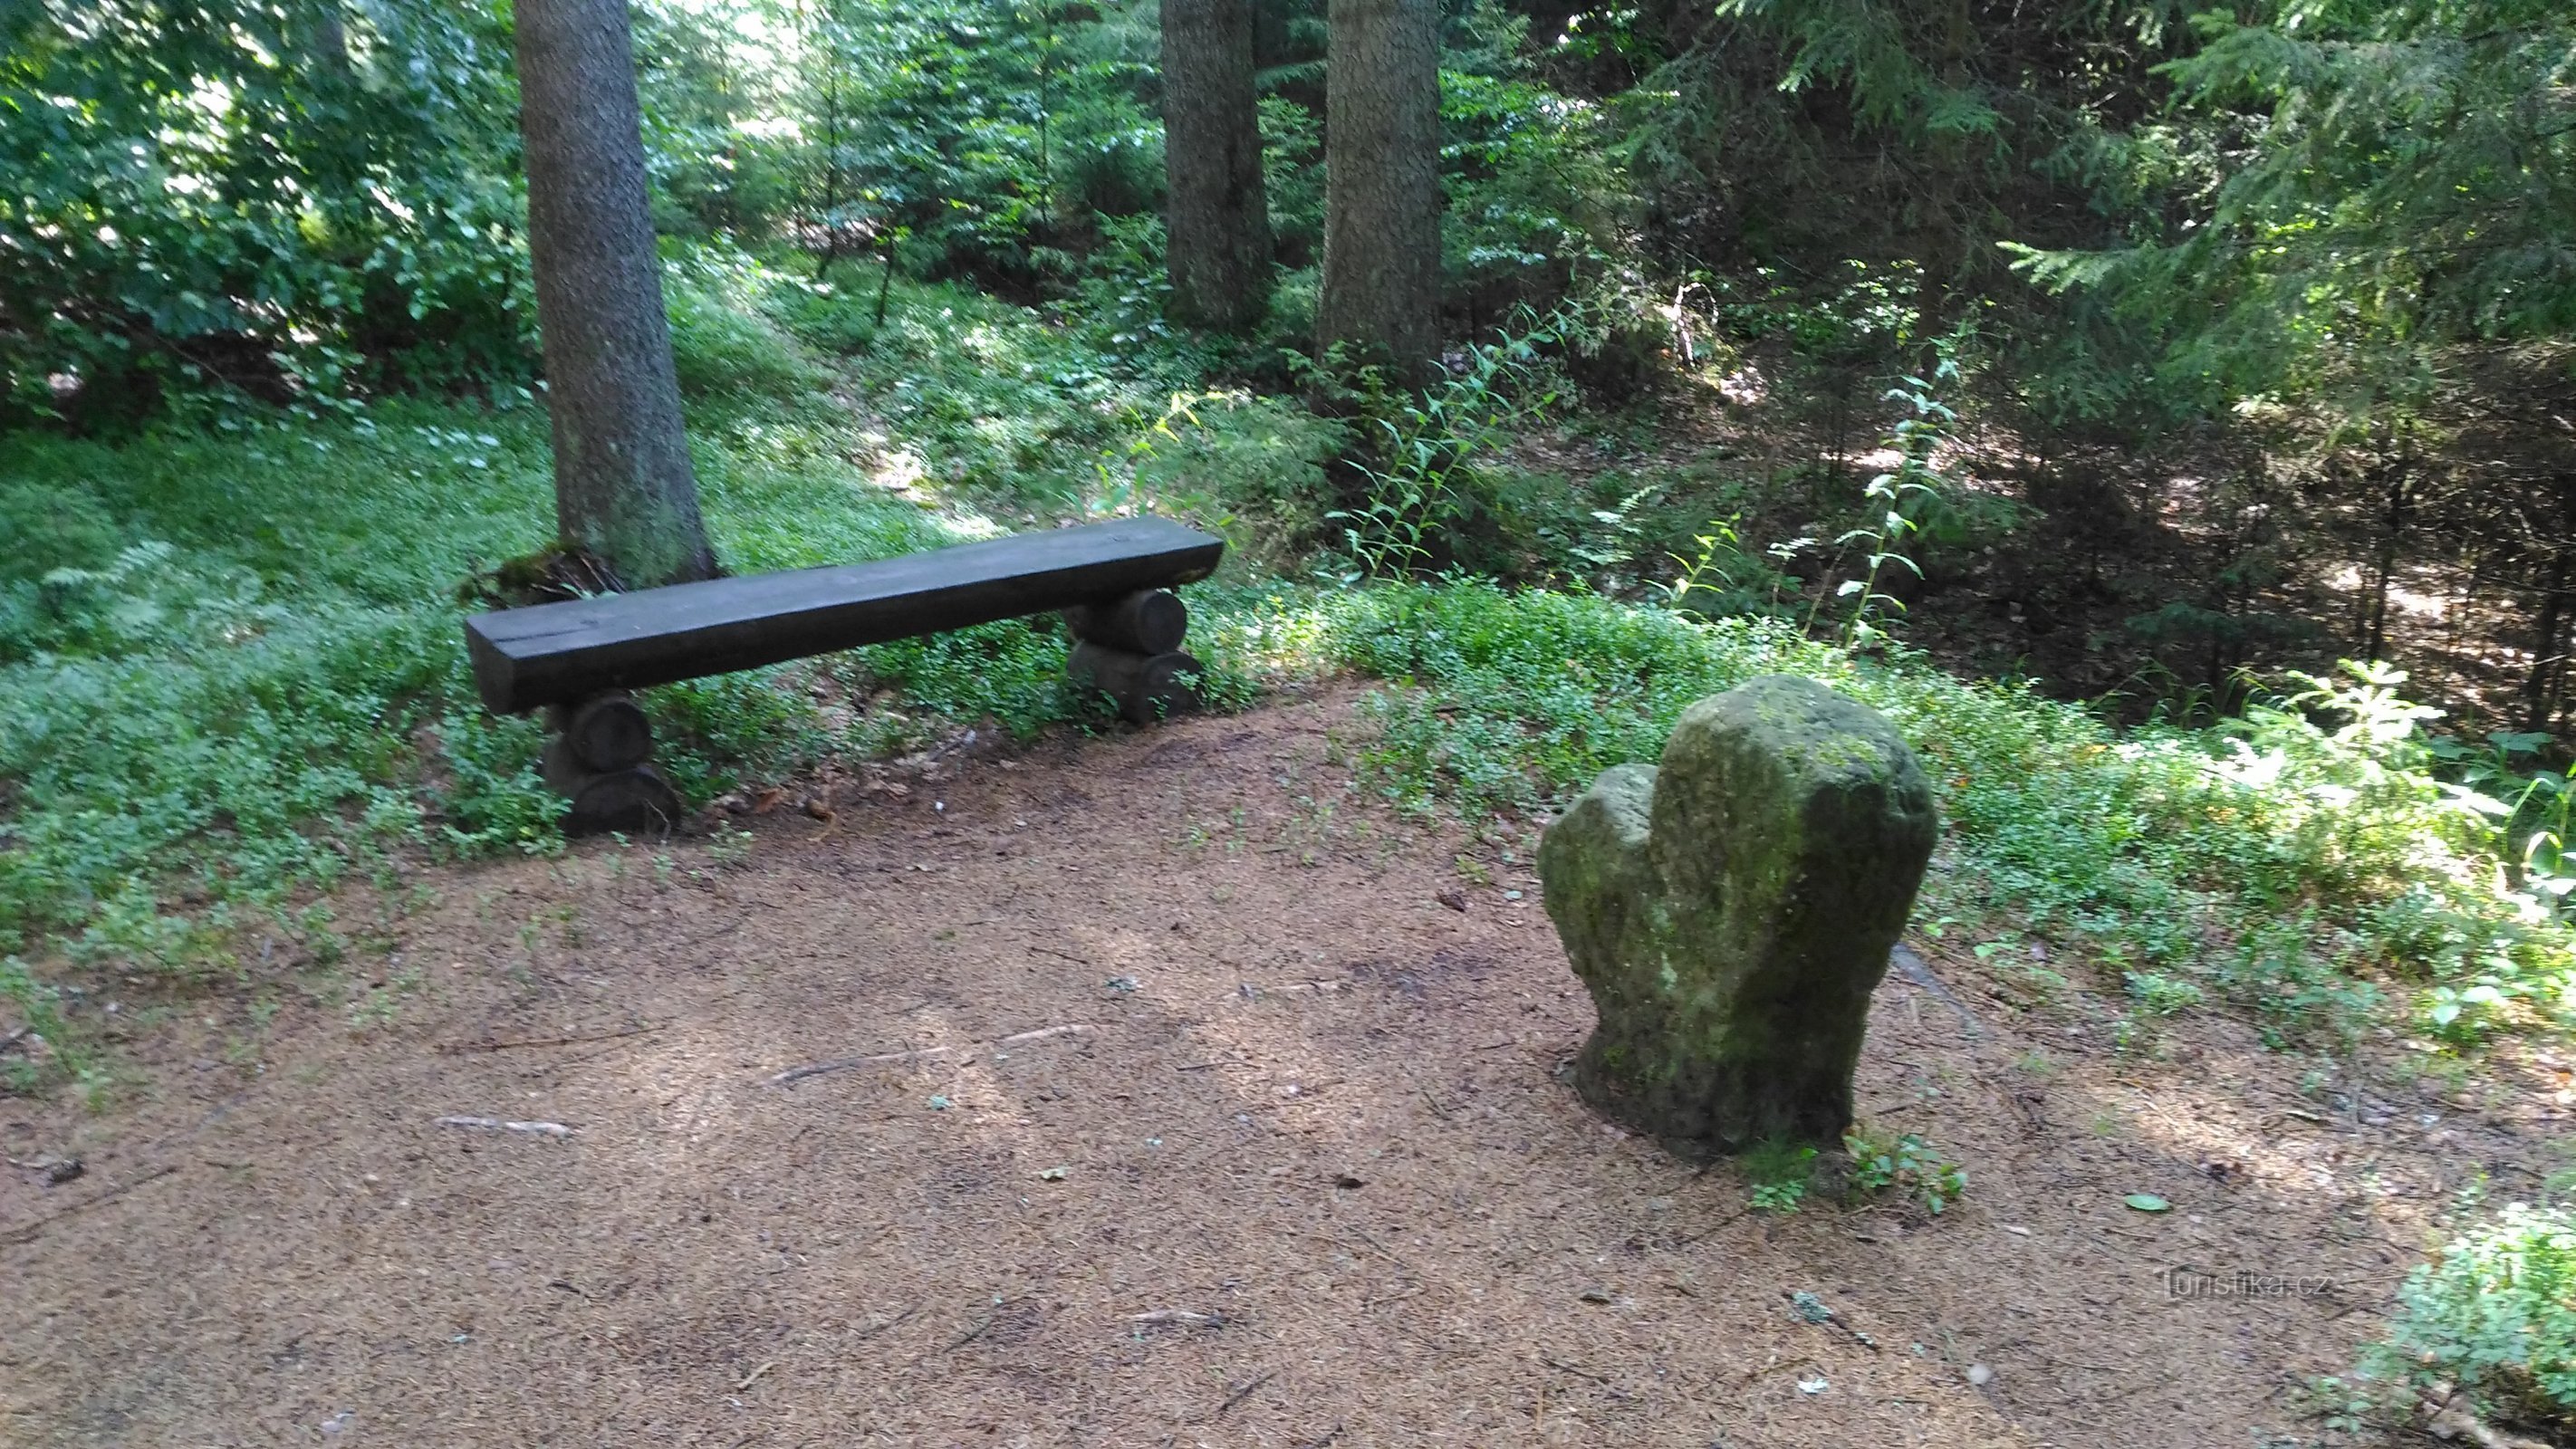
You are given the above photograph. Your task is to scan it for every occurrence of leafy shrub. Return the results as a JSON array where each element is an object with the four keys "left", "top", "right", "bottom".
[
  {"left": 430, "top": 711, "right": 565, "bottom": 858},
  {"left": 0, "top": 1, "right": 533, "bottom": 426},
  {"left": 1842, "top": 1127, "right": 1966, "bottom": 1215},
  {"left": 2366, "top": 1204, "right": 2576, "bottom": 1435},
  {"left": 1318, "top": 307, "right": 1576, "bottom": 578},
  {"left": 2124, "top": 971, "right": 2204, "bottom": 1017},
  {"left": 0, "top": 954, "right": 73, "bottom": 1090},
  {"left": 0, "top": 482, "right": 122, "bottom": 583},
  {"left": 1439, "top": 72, "right": 1635, "bottom": 317}
]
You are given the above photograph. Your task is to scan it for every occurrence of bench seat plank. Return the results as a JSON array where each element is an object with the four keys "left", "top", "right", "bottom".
[{"left": 466, "top": 516, "right": 1224, "bottom": 714}]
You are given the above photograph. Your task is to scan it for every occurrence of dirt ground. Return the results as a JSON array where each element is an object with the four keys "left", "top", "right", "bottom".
[{"left": 4, "top": 686, "right": 2564, "bottom": 1447}]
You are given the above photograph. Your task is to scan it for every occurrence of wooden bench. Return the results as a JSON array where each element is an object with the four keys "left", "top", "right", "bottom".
[{"left": 465, "top": 516, "right": 1226, "bottom": 831}]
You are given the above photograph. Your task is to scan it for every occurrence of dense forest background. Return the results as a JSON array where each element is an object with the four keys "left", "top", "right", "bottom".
[{"left": 5, "top": 0, "right": 2571, "bottom": 734}]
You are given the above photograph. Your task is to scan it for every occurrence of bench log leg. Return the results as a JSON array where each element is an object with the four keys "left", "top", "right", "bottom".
[
  {"left": 1064, "top": 590, "right": 1205, "bottom": 725},
  {"left": 541, "top": 691, "right": 681, "bottom": 834}
]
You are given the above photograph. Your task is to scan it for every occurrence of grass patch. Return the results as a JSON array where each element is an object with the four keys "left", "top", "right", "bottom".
[
  {"left": 3, "top": 251, "right": 2569, "bottom": 1097},
  {"left": 0, "top": 253, "right": 1327, "bottom": 1047},
  {"left": 1263, "top": 580, "right": 2576, "bottom": 1048}
]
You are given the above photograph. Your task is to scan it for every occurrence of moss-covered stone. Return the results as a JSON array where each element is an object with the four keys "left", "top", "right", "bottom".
[{"left": 1538, "top": 675, "right": 1937, "bottom": 1155}]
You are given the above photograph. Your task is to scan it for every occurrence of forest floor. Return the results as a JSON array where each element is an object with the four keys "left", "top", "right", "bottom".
[{"left": 2, "top": 686, "right": 2560, "bottom": 1447}]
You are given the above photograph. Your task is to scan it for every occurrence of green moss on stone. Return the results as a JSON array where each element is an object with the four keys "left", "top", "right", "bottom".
[{"left": 1538, "top": 675, "right": 1937, "bottom": 1154}]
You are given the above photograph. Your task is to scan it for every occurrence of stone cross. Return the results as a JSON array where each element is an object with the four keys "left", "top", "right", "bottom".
[{"left": 1538, "top": 675, "right": 1937, "bottom": 1155}]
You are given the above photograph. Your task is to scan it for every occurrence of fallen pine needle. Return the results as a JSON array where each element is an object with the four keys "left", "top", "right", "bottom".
[
  {"left": 768, "top": 1024, "right": 1098, "bottom": 1088},
  {"left": 1126, "top": 1309, "right": 1226, "bottom": 1329},
  {"left": 1213, "top": 1368, "right": 1278, "bottom": 1419},
  {"left": 767, "top": 1046, "right": 951, "bottom": 1088},
  {"left": 995, "top": 1023, "right": 1096, "bottom": 1047},
  {"left": 854, "top": 1303, "right": 922, "bottom": 1340},
  {"left": 441, "top": 1022, "right": 667, "bottom": 1055},
  {"left": 734, "top": 1360, "right": 775, "bottom": 1391},
  {"left": 434, "top": 1116, "right": 575, "bottom": 1137},
  {"left": 0, "top": 1163, "right": 180, "bottom": 1245}
]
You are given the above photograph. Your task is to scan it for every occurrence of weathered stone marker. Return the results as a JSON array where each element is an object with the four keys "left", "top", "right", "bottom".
[{"left": 1539, "top": 675, "right": 1937, "bottom": 1155}]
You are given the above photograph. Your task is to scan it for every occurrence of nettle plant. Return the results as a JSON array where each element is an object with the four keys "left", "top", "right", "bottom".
[
  {"left": 2162, "top": 659, "right": 2576, "bottom": 1043},
  {"left": 2433, "top": 731, "right": 2576, "bottom": 924}
]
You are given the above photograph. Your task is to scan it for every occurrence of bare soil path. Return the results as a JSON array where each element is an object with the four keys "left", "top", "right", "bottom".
[{"left": 3, "top": 688, "right": 2552, "bottom": 1446}]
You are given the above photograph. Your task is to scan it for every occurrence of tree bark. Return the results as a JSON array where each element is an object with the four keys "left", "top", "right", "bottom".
[
  {"left": 2526, "top": 548, "right": 2571, "bottom": 735},
  {"left": 514, "top": 0, "right": 719, "bottom": 590},
  {"left": 1161, "top": 0, "right": 1272, "bottom": 329},
  {"left": 1316, "top": 0, "right": 1439, "bottom": 384}
]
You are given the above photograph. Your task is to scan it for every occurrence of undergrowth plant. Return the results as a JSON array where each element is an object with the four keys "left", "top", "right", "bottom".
[
  {"left": 1741, "top": 1138, "right": 1819, "bottom": 1214},
  {"left": 2434, "top": 730, "right": 2576, "bottom": 923},
  {"left": 1819, "top": 362, "right": 1955, "bottom": 645},
  {"left": 1842, "top": 1126, "right": 1966, "bottom": 1215},
  {"left": 2365, "top": 1203, "right": 2576, "bottom": 1435},
  {"left": 1320, "top": 306, "right": 1573, "bottom": 578},
  {"left": 1806, "top": 328, "right": 1970, "bottom": 647}
]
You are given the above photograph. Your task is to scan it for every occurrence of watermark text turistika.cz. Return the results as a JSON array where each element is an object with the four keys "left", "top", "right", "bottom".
[{"left": 2165, "top": 1267, "right": 2335, "bottom": 1300}]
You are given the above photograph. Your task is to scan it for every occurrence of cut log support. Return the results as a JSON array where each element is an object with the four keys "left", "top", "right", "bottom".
[
  {"left": 543, "top": 734, "right": 682, "bottom": 835},
  {"left": 543, "top": 690, "right": 674, "bottom": 834},
  {"left": 547, "top": 691, "right": 653, "bottom": 772},
  {"left": 1067, "top": 642, "right": 1206, "bottom": 724},
  {"left": 1063, "top": 590, "right": 1188, "bottom": 656}
]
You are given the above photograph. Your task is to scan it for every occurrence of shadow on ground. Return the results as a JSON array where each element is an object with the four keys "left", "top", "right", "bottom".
[{"left": 3, "top": 688, "right": 2528, "bottom": 1446}]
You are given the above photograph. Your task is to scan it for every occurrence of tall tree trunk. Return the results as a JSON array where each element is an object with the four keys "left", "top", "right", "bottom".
[
  {"left": 1316, "top": 0, "right": 1438, "bottom": 384},
  {"left": 514, "top": 0, "right": 719, "bottom": 590},
  {"left": 2527, "top": 548, "right": 2572, "bottom": 735},
  {"left": 2362, "top": 457, "right": 2411, "bottom": 664},
  {"left": 315, "top": 5, "right": 351, "bottom": 73},
  {"left": 1161, "top": 0, "right": 1271, "bottom": 329}
]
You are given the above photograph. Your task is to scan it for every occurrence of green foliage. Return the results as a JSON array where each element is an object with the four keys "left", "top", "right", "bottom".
[
  {"left": 0, "top": 480, "right": 121, "bottom": 583},
  {"left": 1741, "top": 1138, "right": 1819, "bottom": 1214},
  {"left": 1815, "top": 340, "right": 1963, "bottom": 646},
  {"left": 2014, "top": 0, "right": 2576, "bottom": 415},
  {"left": 766, "top": 262, "right": 1338, "bottom": 525},
  {"left": 1319, "top": 307, "right": 1572, "bottom": 577},
  {"left": 2367, "top": 1203, "right": 2576, "bottom": 1435},
  {"left": 666, "top": 260, "right": 833, "bottom": 405},
  {"left": 781, "top": 0, "right": 1164, "bottom": 283},
  {"left": 1281, "top": 580, "right": 2573, "bottom": 1041},
  {"left": 1709, "top": 0, "right": 2004, "bottom": 144},
  {"left": 431, "top": 710, "right": 565, "bottom": 858},
  {"left": 0, "top": 953, "right": 76, "bottom": 1090},
  {"left": 2434, "top": 731, "right": 2576, "bottom": 923},
  {"left": 1439, "top": 72, "right": 1634, "bottom": 313},
  {"left": 2123, "top": 970, "right": 2203, "bottom": 1017},
  {"left": 1841, "top": 1127, "right": 1966, "bottom": 1215},
  {"left": 0, "top": 0, "right": 532, "bottom": 425}
]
